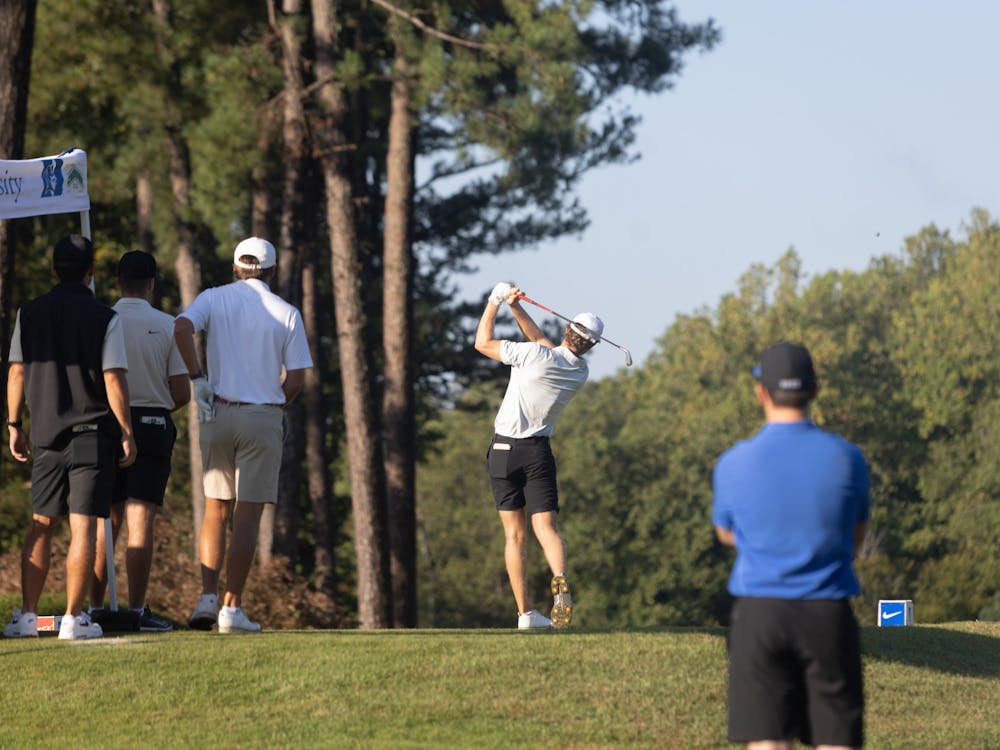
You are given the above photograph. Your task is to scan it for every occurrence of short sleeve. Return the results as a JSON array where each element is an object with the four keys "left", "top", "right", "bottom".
[
  {"left": 8, "top": 310, "right": 22, "bottom": 363},
  {"left": 282, "top": 310, "right": 314, "bottom": 370},
  {"left": 851, "top": 446, "right": 871, "bottom": 524},
  {"left": 711, "top": 454, "right": 734, "bottom": 531},
  {"left": 167, "top": 337, "right": 189, "bottom": 377},
  {"left": 499, "top": 341, "right": 545, "bottom": 368},
  {"left": 102, "top": 314, "right": 129, "bottom": 371},
  {"left": 178, "top": 288, "right": 212, "bottom": 333}
]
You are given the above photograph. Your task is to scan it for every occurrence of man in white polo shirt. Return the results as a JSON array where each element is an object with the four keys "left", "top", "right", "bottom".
[
  {"left": 89, "top": 251, "right": 190, "bottom": 632},
  {"left": 474, "top": 282, "right": 602, "bottom": 630},
  {"left": 174, "top": 237, "right": 312, "bottom": 633}
]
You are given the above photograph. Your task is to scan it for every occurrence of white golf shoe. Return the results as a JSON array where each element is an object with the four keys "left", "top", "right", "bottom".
[
  {"left": 217, "top": 606, "right": 262, "bottom": 634},
  {"left": 517, "top": 610, "right": 552, "bottom": 630},
  {"left": 3, "top": 609, "right": 39, "bottom": 638},
  {"left": 188, "top": 595, "right": 219, "bottom": 631},
  {"left": 58, "top": 611, "right": 103, "bottom": 640}
]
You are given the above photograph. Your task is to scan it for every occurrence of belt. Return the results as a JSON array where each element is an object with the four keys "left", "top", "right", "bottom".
[
  {"left": 494, "top": 434, "right": 549, "bottom": 443},
  {"left": 213, "top": 395, "right": 283, "bottom": 408}
]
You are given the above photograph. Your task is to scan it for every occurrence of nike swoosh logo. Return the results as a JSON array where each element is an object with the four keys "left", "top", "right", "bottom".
[{"left": 883, "top": 610, "right": 901, "bottom": 619}]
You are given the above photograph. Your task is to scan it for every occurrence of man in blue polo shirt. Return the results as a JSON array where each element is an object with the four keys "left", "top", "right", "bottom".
[{"left": 712, "top": 342, "right": 870, "bottom": 750}]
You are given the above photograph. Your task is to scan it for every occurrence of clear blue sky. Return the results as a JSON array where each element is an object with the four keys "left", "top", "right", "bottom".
[{"left": 458, "top": 1, "right": 1000, "bottom": 379}]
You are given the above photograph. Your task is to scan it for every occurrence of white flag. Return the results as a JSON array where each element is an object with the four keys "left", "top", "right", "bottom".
[{"left": 0, "top": 148, "right": 89, "bottom": 220}]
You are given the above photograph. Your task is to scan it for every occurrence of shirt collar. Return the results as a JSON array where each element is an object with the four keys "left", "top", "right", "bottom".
[
  {"left": 242, "top": 278, "right": 271, "bottom": 292},
  {"left": 115, "top": 297, "right": 152, "bottom": 308}
]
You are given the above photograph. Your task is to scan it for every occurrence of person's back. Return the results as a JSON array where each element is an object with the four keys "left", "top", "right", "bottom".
[
  {"left": 495, "top": 341, "right": 589, "bottom": 438},
  {"left": 714, "top": 421, "right": 868, "bottom": 599},
  {"left": 186, "top": 279, "right": 304, "bottom": 405},
  {"left": 18, "top": 283, "right": 116, "bottom": 446}
]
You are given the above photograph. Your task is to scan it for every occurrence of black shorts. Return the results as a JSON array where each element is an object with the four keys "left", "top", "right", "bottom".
[
  {"left": 31, "top": 425, "right": 117, "bottom": 518},
  {"left": 486, "top": 435, "right": 559, "bottom": 515},
  {"left": 114, "top": 407, "right": 177, "bottom": 507},
  {"left": 727, "top": 597, "right": 864, "bottom": 747}
]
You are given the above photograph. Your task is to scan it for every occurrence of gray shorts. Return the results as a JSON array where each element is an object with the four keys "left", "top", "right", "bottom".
[{"left": 200, "top": 402, "right": 283, "bottom": 503}]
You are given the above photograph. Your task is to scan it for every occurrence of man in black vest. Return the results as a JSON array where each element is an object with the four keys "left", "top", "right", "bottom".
[{"left": 4, "top": 235, "right": 137, "bottom": 640}]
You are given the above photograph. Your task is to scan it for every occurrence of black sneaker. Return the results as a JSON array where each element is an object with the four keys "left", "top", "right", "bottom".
[{"left": 138, "top": 608, "right": 173, "bottom": 632}]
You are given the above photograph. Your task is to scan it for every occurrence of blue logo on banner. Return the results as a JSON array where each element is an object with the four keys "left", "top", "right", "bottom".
[{"left": 40, "top": 159, "right": 64, "bottom": 198}]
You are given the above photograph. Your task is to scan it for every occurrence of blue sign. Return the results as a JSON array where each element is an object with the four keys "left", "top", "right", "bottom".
[{"left": 878, "top": 599, "right": 912, "bottom": 627}]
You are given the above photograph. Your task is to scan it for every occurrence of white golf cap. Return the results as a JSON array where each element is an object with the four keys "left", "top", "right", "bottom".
[
  {"left": 233, "top": 237, "right": 276, "bottom": 269},
  {"left": 571, "top": 312, "right": 604, "bottom": 344}
]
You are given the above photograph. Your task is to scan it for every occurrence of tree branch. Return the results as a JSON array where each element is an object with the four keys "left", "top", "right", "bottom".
[{"left": 369, "top": 0, "right": 497, "bottom": 52}]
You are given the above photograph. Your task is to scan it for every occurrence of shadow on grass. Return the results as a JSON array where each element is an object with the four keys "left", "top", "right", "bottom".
[{"left": 862, "top": 625, "right": 1000, "bottom": 678}]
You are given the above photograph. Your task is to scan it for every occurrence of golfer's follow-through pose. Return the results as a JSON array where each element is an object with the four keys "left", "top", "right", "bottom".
[
  {"left": 174, "top": 237, "right": 312, "bottom": 634},
  {"left": 475, "top": 282, "right": 602, "bottom": 629},
  {"left": 712, "top": 342, "right": 870, "bottom": 750}
]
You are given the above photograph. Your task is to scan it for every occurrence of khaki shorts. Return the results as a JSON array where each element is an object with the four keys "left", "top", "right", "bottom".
[{"left": 200, "top": 403, "right": 283, "bottom": 503}]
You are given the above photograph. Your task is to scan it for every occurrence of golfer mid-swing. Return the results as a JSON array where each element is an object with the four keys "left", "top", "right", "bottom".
[{"left": 475, "top": 282, "right": 602, "bottom": 629}]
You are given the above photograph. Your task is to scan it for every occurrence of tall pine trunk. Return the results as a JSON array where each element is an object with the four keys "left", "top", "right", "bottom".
[
  {"left": 382, "top": 43, "right": 417, "bottom": 628},
  {"left": 0, "top": 0, "right": 37, "bottom": 416},
  {"left": 153, "top": 0, "right": 205, "bottom": 546},
  {"left": 302, "top": 249, "right": 337, "bottom": 620},
  {"left": 311, "top": 0, "right": 391, "bottom": 629},
  {"left": 272, "top": 0, "right": 309, "bottom": 564}
]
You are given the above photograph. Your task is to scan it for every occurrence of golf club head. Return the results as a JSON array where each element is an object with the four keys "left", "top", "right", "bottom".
[{"left": 623, "top": 349, "right": 633, "bottom": 367}]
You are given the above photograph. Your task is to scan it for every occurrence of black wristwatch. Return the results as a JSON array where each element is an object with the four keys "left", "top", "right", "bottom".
[
  {"left": 5, "top": 419, "right": 22, "bottom": 429},
  {"left": 190, "top": 371, "right": 205, "bottom": 380}
]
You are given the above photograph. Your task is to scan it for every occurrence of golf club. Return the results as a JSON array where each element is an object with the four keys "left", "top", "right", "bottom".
[{"left": 516, "top": 293, "right": 633, "bottom": 367}]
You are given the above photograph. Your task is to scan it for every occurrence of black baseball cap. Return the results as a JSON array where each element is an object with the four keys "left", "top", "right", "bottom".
[
  {"left": 118, "top": 250, "right": 160, "bottom": 281},
  {"left": 753, "top": 342, "right": 817, "bottom": 393}
]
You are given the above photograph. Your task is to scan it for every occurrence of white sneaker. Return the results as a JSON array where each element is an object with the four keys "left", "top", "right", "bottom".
[
  {"left": 188, "top": 595, "right": 219, "bottom": 631},
  {"left": 3, "top": 609, "right": 39, "bottom": 638},
  {"left": 58, "top": 611, "right": 103, "bottom": 640},
  {"left": 517, "top": 610, "right": 552, "bottom": 630},
  {"left": 217, "top": 606, "right": 261, "bottom": 634}
]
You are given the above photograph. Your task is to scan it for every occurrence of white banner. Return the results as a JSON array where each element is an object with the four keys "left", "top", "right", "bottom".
[{"left": 0, "top": 148, "right": 90, "bottom": 220}]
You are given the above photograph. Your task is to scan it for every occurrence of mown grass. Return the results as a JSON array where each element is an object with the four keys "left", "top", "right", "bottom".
[{"left": 0, "top": 617, "right": 997, "bottom": 749}]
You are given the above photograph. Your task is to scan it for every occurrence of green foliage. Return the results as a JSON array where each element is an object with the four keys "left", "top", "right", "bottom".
[
  {"left": 417, "top": 212, "right": 1000, "bottom": 627},
  {"left": 0, "top": 476, "right": 31, "bottom": 554}
]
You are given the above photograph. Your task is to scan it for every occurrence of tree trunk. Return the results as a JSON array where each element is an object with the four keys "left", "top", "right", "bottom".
[
  {"left": 311, "top": 0, "right": 391, "bottom": 629},
  {"left": 0, "top": 0, "right": 37, "bottom": 406},
  {"left": 153, "top": 0, "right": 205, "bottom": 548},
  {"left": 136, "top": 167, "right": 155, "bottom": 255},
  {"left": 303, "top": 253, "right": 337, "bottom": 619},
  {"left": 251, "top": 122, "right": 276, "bottom": 240},
  {"left": 268, "top": 0, "right": 311, "bottom": 564},
  {"left": 382, "top": 45, "right": 417, "bottom": 628}
]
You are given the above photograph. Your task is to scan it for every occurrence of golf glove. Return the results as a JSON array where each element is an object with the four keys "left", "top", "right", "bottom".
[
  {"left": 489, "top": 282, "right": 513, "bottom": 306},
  {"left": 192, "top": 378, "right": 216, "bottom": 423}
]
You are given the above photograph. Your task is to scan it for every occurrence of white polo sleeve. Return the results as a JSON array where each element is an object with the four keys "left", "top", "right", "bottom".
[
  {"left": 499, "top": 341, "right": 545, "bottom": 368},
  {"left": 8, "top": 310, "right": 22, "bottom": 363},
  {"left": 282, "top": 309, "right": 314, "bottom": 370},
  {"left": 102, "top": 313, "right": 129, "bottom": 371},
  {"left": 178, "top": 288, "right": 213, "bottom": 333}
]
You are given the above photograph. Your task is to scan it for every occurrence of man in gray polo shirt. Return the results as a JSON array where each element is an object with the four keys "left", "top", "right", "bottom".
[
  {"left": 475, "top": 282, "right": 602, "bottom": 629},
  {"left": 174, "top": 237, "right": 313, "bottom": 634},
  {"left": 90, "top": 251, "right": 190, "bottom": 632}
]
